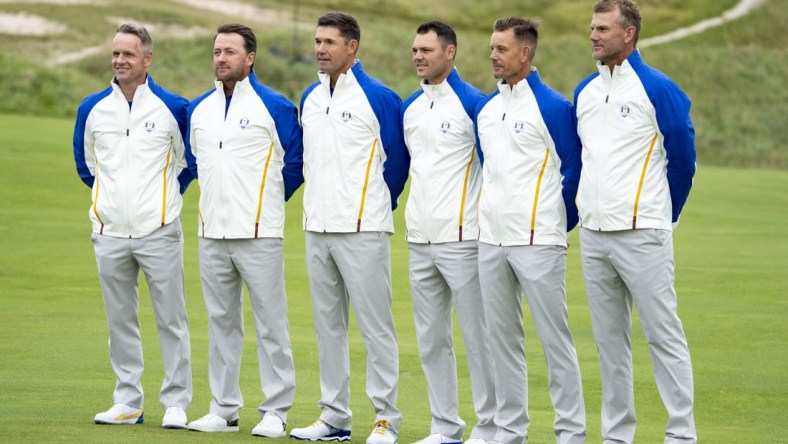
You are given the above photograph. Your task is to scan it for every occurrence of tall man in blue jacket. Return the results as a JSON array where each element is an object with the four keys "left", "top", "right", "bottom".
[
  {"left": 73, "top": 23, "right": 193, "bottom": 429},
  {"left": 289, "top": 11, "right": 409, "bottom": 444},
  {"left": 185, "top": 23, "right": 303, "bottom": 436},
  {"left": 574, "top": 1, "right": 697, "bottom": 443},
  {"left": 401, "top": 21, "right": 496, "bottom": 444},
  {"left": 475, "top": 17, "right": 586, "bottom": 444}
]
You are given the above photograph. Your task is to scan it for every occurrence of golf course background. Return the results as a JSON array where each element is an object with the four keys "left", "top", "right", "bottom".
[{"left": 1, "top": 0, "right": 786, "bottom": 442}]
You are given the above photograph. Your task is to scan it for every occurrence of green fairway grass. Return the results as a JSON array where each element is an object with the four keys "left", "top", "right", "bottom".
[{"left": 1, "top": 110, "right": 786, "bottom": 444}]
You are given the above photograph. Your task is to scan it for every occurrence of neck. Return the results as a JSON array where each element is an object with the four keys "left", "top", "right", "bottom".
[
  {"left": 118, "top": 77, "right": 145, "bottom": 102},
  {"left": 223, "top": 81, "right": 236, "bottom": 96},
  {"left": 505, "top": 67, "right": 531, "bottom": 89},
  {"left": 425, "top": 68, "right": 453, "bottom": 85},
  {"left": 604, "top": 48, "right": 635, "bottom": 74}
]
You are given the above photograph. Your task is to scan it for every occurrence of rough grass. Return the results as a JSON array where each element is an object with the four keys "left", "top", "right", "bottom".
[
  {"left": 1, "top": 110, "right": 787, "bottom": 443},
  {"left": 1, "top": 0, "right": 783, "bottom": 167}
]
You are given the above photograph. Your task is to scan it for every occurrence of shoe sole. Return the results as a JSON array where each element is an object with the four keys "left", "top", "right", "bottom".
[
  {"left": 163, "top": 423, "right": 188, "bottom": 429},
  {"left": 290, "top": 435, "right": 351, "bottom": 442},
  {"left": 188, "top": 427, "right": 239, "bottom": 432},
  {"left": 252, "top": 430, "right": 286, "bottom": 438},
  {"left": 95, "top": 414, "right": 144, "bottom": 425}
]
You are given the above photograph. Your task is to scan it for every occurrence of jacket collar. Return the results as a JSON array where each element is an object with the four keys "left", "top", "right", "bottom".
[
  {"left": 213, "top": 72, "right": 256, "bottom": 96},
  {"left": 497, "top": 67, "right": 541, "bottom": 98},
  {"left": 110, "top": 73, "right": 152, "bottom": 99},
  {"left": 420, "top": 67, "right": 462, "bottom": 100},
  {"left": 596, "top": 49, "right": 642, "bottom": 79},
  {"left": 318, "top": 59, "right": 362, "bottom": 91}
]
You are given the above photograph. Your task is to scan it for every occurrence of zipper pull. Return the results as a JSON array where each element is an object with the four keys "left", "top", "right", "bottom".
[
  {"left": 126, "top": 129, "right": 129, "bottom": 136},
  {"left": 501, "top": 112, "right": 506, "bottom": 121},
  {"left": 219, "top": 141, "right": 223, "bottom": 149},
  {"left": 325, "top": 106, "right": 329, "bottom": 114},
  {"left": 430, "top": 101, "right": 434, "bottom": 109},
  {"left": 605, "top": 95, "right": 609, "bottom": 103}
]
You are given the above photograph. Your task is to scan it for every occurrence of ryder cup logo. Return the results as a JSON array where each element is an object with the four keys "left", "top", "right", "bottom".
[
  {"left": 619, "top": 105, "right": 631, "bottom": 118},
  {"left": 513, "top": 121, "right": 525, "bottom": 133},
  {"left": 144, "top": 121, "right": 156, "bottom": 132},
  {"left": 238, "top": 117, "right": 250, "bottom": 129},
  {"left": 341, "top": 111, "right": 352, "bottom": 122},
  {"left": 440, "top": 121, "right": 451, "bottom": 133}
]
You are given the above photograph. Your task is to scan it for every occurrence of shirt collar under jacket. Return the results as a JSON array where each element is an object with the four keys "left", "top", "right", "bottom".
[
  {"left": 596, "top": 49, "right": 643, "bottom": 80},
  {"left": 496, "top": 67, "right": 541, "bottom": 98}
]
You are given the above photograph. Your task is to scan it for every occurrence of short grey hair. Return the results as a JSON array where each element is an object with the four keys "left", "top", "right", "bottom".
[{"left": 116, "top": 23, "right": 153, "bottom": 53}]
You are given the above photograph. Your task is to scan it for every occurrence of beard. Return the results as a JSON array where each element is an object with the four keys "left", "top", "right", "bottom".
[{"left": 215, "top": 64, "right": 247, "bottom": 84}]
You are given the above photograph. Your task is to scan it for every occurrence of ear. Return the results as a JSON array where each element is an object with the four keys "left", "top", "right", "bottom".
[
  {"left": 445, "top": 44, "right": 456, "bottom": 61},
  {"left": 521, "top": 44, "right": 530, "bottom": 63},
  {"left": 143, "top": 50, "right": 153, "bottom": 68},
  {"left": 247, "top": 51, "right": 256, "bottom": 69},
  {"left": 347, "top": 39, "right": 359, "bottom": 55},
  {"left": 624, "top": 25, "right": 636, "bottom": 44}
]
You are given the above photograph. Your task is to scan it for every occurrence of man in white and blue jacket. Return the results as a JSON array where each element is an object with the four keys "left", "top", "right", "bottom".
[
  {"left": 185, "top": 24, "right": 302, "bottom": 437},
  {"left": 401, "top": 21, "right": 496, "bottom": 444},
  {"left": 73, "top": 24, "right": 193, "bottom": 429},
  {"left": 289, "top": 12, "right": 408, "bottom": 444},
  {"left": 475, "top": 17, "right": 586, "bottom": 444},
  {"left": 574, "top": 1, "right": 697, "bottom": 443}
]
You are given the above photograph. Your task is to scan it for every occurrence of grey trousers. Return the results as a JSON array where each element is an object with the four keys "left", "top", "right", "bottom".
[
  {"left": 579, "top": 228, "right": 696, "bottom": 444},
  {"left": 92, "top": 218, "right": 191, "bottom": 411},
  {"left": 198, "top": 237, "right": 296, "bottom": 421},
  {"left": 409, "top": 241, "right": 496, "bottom": 440},
  {"left": 305, "top": 231, "right": 402, "bottom": 432},
  {"left": 478, "top": 242, "right": 586, "bottom": 444}
]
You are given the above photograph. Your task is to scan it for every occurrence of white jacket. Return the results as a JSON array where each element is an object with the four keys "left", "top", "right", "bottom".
[
  {"left": 187, "top": 73, "right": 304, "bottom": 239},
  {"left": 300, "top": 61, "right": 409, "bottom": 233},
  {"left": 574, "top": 50, "right": 695, "bottom": 231},
  {"left": 401, "top": 69, "right": 484, "bottom": 244},
  {"left": 475, "top": 69, "right": 581, "bottom": 247},
  {"left": 73, "top": 75, "right": 191, "bottom": 238}
]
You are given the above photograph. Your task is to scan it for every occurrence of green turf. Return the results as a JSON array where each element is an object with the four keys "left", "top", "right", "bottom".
[{"left": 1, "top": 110, "right": 787, "bottom": 444}]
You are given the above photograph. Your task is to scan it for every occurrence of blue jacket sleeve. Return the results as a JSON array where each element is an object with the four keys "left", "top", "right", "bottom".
[
  {"left": 377, "top": 89, "right": 410, "bottom": 211},
  {"left": 654, "top": 83, "right": 696, "bottom": 223},
  {"left": 73, "top": 101, "right": 94, "bottom": 188},
  {"left": 551, "top": 102, "right": 582, "bottom": 232},
  {"left": 184, "top": 101, "right": 199, "bottom": 182},
  {"left": 275, "top": 100, "right": 305, "bottom": 201},
  {"left": 173, "top": 98, "right": 195, "bottom": 195},
  {"left": 535, "top": 85, "right": 581, "bottom": 232}
]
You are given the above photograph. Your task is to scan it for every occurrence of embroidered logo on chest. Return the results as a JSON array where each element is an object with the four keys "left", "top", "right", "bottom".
[
  {"left": 619, "top": 105, "right": 631, "bottom": 118},
  {"left": 513, "top": 121, "right": 525, "bottom": 133},
  {"left": 238, "top": 117, "right": 250, "bottom": 129},
  {"left": 341, "top": 111, "right": 352, "bottom": 122},
  {"left": 440, "top": 121, "right": 451, "bottom": 133},
  {"left": 144, "top": 121, "right": 156, "bottom": 132}
]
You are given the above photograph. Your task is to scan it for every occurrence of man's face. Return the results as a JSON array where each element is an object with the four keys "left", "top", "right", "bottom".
[
  {"left": 412, "top": 31, "right": 453, "bottom": 84},
  {"left": 213, "top": 32, "right": 253, "bottom": 85},
  {"left": 489, "top": 28, "right": 526, "bottom": 83},
  {"left": 111, "top": 32, "right": 151, "bottom": 88},
  {"left": 590, "top": 9, "right": 633, "bottom": 65},
  {"left": 314, "top": 26, "right": 356, "bottom": 77}
]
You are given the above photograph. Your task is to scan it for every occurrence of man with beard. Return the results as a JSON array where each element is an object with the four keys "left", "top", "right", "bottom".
[{"left": 185, "top": 23, "right": 303, "bottom": 436}]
